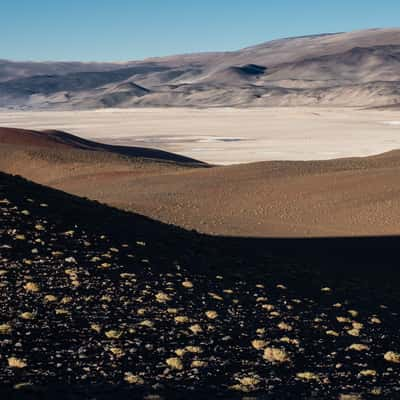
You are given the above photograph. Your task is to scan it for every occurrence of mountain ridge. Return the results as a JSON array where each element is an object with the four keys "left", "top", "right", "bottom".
[{"left": 2, "top": 28, "right": 400, "bottom": 109}]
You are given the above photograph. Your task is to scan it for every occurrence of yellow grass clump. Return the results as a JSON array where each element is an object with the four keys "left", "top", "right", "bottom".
[
  {"left": 91, "top": 324, "right": 102, "bottom": 333},
  {"left": 263, "top": 347, "right": 290, "bottom": 363},
  {"left": 174, "top": 316, "right": 190, "bottom": 324},
  {"left": 155, "top": 292, "right": 171, "bottom": 303},
  {"left": 205, "top": 310, "right": 218, "bottom": 320},
  {"left": 166, "top": 357, "right": 183, "bottom": 370},
  {"left": 175, "top": 349, "right": 186, "bottom": 357},
  {"left": 326, "top": 330, "right": 339, "bottom": 337},
  {"left": 60, "top": 296, "right": 72, "bottom": 304},
  {"left": 277, "top": 322, "right": 292, "bottom": 331},
  {"left": 44, "top": 294, "right": 58, "bottom": 303},
  {"left": 352, "top": 322, "right": 363, "bottom": 330},
  {"left": 347, "top": 328, "right": 360, "bottom": 337},
  {"left": 384, "top": 351, "right": 400, "bottom": 364},
  {"left": 359, "top": 369, "right": 377, "bottom": 377},
  {"left": 24, "top": 282, "right": 40, "bottom": 293},
  {"left": 139, "top": 320, "right": 154, "bottom": 328},
  {"left": 8, "top": 357, "right": 27, "bottom": 369},
  {"left": 296, "top": 372, "right": 320, "bottom": 381},
  {"left": 262, "top": 304, "right": 275, "bottom": 311},
  {"left": 185, "top": 346, "right": 202, "bottom": 354},
  {"left": 237, "top": 376, "right": 260, "bottom": 386},
  {"left": 55, "top": 309, "right": 70, "bottom": 316},
  {"left": 251, "top": 340, "right": 267, "bottom": 350},
  {"left": 97, "top": 263, "right": 111, "bottom": 269},
  {"left": 348, "top": 343, "right": 369, "bottom": 352},
  {"left": 208, "top": 292, "right": 223, "bottom": 301},
  {"left": 109, "top": 347, "right": 125, "bottom": 358},
  {"left": 370, "top": 316, "right": 382, "bottom": 324},
  {"left": 191, "top": 360, "right": 208, "bottom": 368},
  {"left": 348, "top": 310, "right": 359, "bottom": 318},
  {"left": 280, "top": 337, "right": 300, "bottom": 346},
  {"left": 0, "top": 323, "right": 12, "bottom": 334},
  {"left": 337, "top": 316, "right": 351, "bottom": 323},
  {"left": 124, "top": 373, "right": 144, "bottom": 385},
  {"left": 105, "top": 330, "right": 123, "bottom": 339},
  {"left": 20, "top": 312, "right": 35, "bottom": 320},
  {"left": 230, "top": 376, "right": 260, "bottom": 392},
  {"left": 189, "top": 324, "right": 203, "bottom": 334}
]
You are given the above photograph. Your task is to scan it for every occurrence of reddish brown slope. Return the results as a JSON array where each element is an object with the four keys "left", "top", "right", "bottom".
[
  {"left": 0, "top": 127, "right": 206, "bottom": 165},
  {"left": 3, "top": 127, "right": 400, "bottom": 237}
]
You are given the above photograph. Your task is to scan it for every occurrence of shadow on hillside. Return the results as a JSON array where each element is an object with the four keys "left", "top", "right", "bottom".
[
  {"left": 44, "top": 130, "right": 208, "bottom": 166},
  {"left": 2, "top": 172, "right": 400, "bottom": 302},
  {"left": 3, "top": 171, "right": 400, "bottom": 399}
]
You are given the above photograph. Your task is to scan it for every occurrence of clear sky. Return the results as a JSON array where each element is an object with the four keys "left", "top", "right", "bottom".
[{"left": 1, "top": 0, "right": 399, "bottom": 61}]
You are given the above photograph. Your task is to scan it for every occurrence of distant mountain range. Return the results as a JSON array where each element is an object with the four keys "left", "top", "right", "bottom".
[{"left": 2, "top": 28, "right": 400, "bottom": 109}]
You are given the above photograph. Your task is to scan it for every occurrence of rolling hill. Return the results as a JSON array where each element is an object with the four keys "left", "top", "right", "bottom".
[
  {"left": 0, "top": 127, "right": 206, "bottom": 165},
  {"left": 3, "top": 127, "right": 400, "bottom": 237}
]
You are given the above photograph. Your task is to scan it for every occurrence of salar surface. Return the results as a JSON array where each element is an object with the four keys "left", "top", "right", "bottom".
[{"left": 1, "top": 107, "right": 400, "bottom": 165}]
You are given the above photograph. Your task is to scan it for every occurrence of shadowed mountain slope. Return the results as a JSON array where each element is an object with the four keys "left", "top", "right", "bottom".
[{"left": 0, "top": 60, "right": 139, "bottom": 82}]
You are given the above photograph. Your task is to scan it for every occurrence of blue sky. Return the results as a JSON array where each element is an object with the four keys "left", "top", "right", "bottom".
[{"left": 1, "top": 0, "right": 399, "bottom": 61}]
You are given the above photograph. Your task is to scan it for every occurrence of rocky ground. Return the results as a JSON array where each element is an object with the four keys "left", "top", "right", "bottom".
[{"left": 1, "top": 172, "right": 400, "bottom": 399}]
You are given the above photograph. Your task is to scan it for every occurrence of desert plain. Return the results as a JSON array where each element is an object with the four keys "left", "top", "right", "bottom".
[
  {"left": 2, "top": 107, "right": 400, "bottom": 238},
  {"left": 1, "top": 107, "right": 400, "bottom": 164}
]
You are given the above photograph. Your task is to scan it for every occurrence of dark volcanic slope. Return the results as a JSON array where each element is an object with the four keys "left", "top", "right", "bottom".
[{"left": 2, "top": 172, "right": 400, "bottom": 399}]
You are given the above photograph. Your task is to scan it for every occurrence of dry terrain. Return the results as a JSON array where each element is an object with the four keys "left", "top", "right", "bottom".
[
  {"left": 4, "top": 26, "right": 400, "bottom": 400},
  {"left": 3, "top": 125, "right": 400, "bottom": 237},
  {"left": 2, "top": 171, "right": 400, "bottom": 399},
  {"left": 2, "top": 28, "right": 400, "bottom": 109},
  {"left": 1, "top": 107, "right": 400, "bottom": 164}
]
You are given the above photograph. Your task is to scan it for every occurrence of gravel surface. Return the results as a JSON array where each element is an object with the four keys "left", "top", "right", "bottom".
[{"left": 1, "top": 172, "right": 400, "bottom": 399}]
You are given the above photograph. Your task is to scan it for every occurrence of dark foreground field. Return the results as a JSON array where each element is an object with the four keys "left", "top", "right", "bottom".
[{"left": 1, "top": 172, "right": 400, "bottom": 399}]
